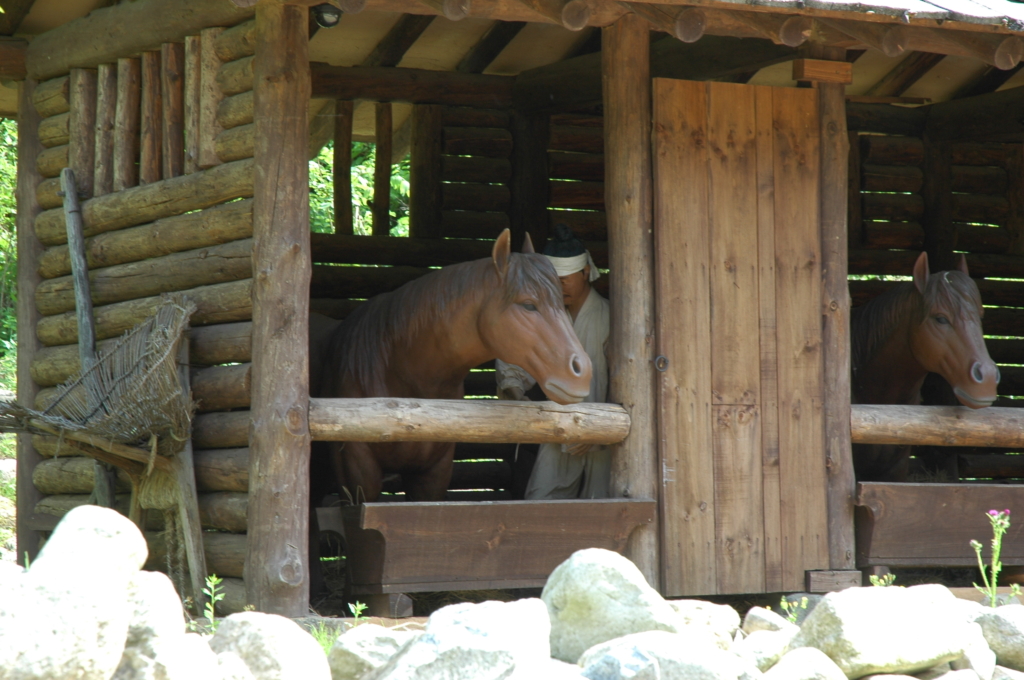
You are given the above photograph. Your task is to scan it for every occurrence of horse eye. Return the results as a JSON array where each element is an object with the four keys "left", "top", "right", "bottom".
[
  {"left": 521, "top": 302, "right": 538, "bottom": 312},
  {"left": 934, "top": 315, "right": 950, "bottom": 325}
]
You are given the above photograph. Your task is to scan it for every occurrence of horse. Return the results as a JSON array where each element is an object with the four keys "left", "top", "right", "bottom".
[
  {"left": 850, "top": 251, "right": 1000, "bottom": 481},
  {"left": 308, "top": 228, "right": 592, "bottom": 504}
]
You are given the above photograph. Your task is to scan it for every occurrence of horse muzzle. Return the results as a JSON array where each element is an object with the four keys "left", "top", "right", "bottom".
[
  {"left": 542, "top": 378, "right": 591, "bottom": 405},
  {"left": 954, "top": 386, "right": 997, "bottom": 409}
]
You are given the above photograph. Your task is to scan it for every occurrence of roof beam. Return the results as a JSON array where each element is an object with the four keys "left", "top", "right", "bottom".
[
  {"left": 0, "top": 0, "right": 35, "bottom": 36},
  {"left": 311, "top": 62, "right": 514, "bottom": 108},
  {"left": 925, "top": 86, "right": 1024, "bottom": 142},
  {"left": 514, "top": 0, "right": 591, "bottom": 31},
  {"left": 456, "top": 21, "right": 525, "bottom": 74},
  {"left": 0, "top": 38, "right": 25, "bottom": 79},
  {"left": 363, "top": 14, "right": 435, "bottom": 68},
  {"left": 951, "top": 63, "right": 1024, "bottom": 99},
  {"left": 865, "top": 52, "right": 945, "bottom": 97}
]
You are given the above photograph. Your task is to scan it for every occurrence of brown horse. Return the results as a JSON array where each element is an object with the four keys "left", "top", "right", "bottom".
[
  {"left": 851, "top": 251, "right": 999, "bottom": 480},
  {"left": 308, "top": 228, "right": 592, "bottom": 503}
]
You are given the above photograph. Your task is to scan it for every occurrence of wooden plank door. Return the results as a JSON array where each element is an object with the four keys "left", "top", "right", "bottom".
[{"left": 654, "top": 78, "right": 830, "bottom": 596}]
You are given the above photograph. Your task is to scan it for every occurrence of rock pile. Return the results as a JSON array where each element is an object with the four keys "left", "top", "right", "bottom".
[{"left": 4, "top": 506, "right": 1024, "bottom": 680}]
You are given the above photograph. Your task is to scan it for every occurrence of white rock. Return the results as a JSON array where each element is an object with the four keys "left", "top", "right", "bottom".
[
  {"left": 994, "top": 667, "right": 1024, "bottom": 680},
  {"left": 543, "top": 549, "right": 679, "bottom": 663},
  {"left": 217, "top": 652, "right": 258, "bottom": 680},
  {"left": 27, "top": 505, "right": 148, "bottom": 583},
  {"left": 789, "top": 585, "right": 969, "bottom": 678},
  {"left": 671, "top": 600, "right": 742, "bottom": 649},
  {"left": 735, "top": 628, "right": 800, "bottom": 672},
  {"left": 113, "top": 633, "right": 220, "bottom": 680},
  {"left": 124, "top": 571, "right": 186, "bottom": 655},
  {"left": 762, "top": 647, "right": 846, "bottom": 680},
  {"left": 978, "top": 605, "right": 1024, "bottom": 671},
  {"left": 951, "top": 623, "right": 996, "bottom": 680},
  {"left": 510, "top": 658, "right": 586, "bottom": 679},
  {"left": 365, "top": 599, "right": 550, "bottom": 680},
  {"left": 743, "top": 607, "right": 799, "bottom": 636},
  {"left": 209, "top": 612, "right": 331, "bottom": 680},
  {"left": 328, "top": 623, "right": 418, "bottom": 680},
  {"left": 917, "top": 670, "right": 981, "bottom": 680},
  {"left": 578, "top": 630, "right": 762, "bottom": 680}
]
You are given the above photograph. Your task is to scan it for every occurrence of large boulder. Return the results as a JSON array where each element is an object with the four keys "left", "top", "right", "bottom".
[
  {"left": 365, "top": 598, "right": 550, "bottom": 680},
  {"left": 28, "top": 504, "right": 148, "bottom": 582},
  {"left": 670, "top": 600, "right": 742, "bottom": 649},
  {"left": 543, "top": 549, "right": 679, "bottom": 663},
  {"left": 578, "top": 630, "right": 761, "bottom": 680},
  {"left": 950, "top": 622, "right": 996, "bottom": 680},
  {"left": 112, "top": 632, "right": 220, "bottom": 680},
  {"left": 788, "top": 585, "right": 969, "bottom": 678},
  {"left": 978, "top": 606, "right": 1024, "bottom": 671},
  {"left": 328, "top": 623, "right": 419, "bottom": 680},
  {"left": 123, "top": 571, "right": 186, "bottom": 655},
  {"left": 743, "top": 608, "right": 799, "bottom": 636},
  {"left": 209, "top": 612, "right": 331, "bottom": 680},
  {"left": 762, "top": 647, "right": 847, "bottom": 680},
  {"left": 735, "top": 628, "right": 801, "bottom": 672}
]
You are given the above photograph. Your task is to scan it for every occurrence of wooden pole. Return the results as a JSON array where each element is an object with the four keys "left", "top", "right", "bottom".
[
  {"left": 508, "top": 111, "right": 550, "bottom": 249},
  {"left": 817, "top": 47, "right": 856, "bottom": 572},
  {"left": 333, "top": 99, "right": 353, "bottom": 235},
  {"left": 199, "top": 27, "right": 226, "bottom": 169},
  {"left": 113, "top": 57, "right": 141, "bottom": 192},
  {"left": 408, "top": 104, "right": 443, "bottom": 239},
  {"left": 16, "top": 79, "right": 45, "bottom": 565},
  {"left": 68, "top": 69, "right": 97, "bottom": 200},
  {"left": 602, "top": 13, "right": 658, "bottom": 587},
  {"left": 183, "top": 36, "right": 202, "bottom": 174},
  {"left": 852, "top": 404, "right": 1024, "bottom": 447},
  {"left": 247, "top": 0, "right": 312, "bottom": 616},
  {"left": 175, "top": 335, "right": 209, "bottom": 614},
  {"left": 373, "top": 101, "right": 392, "bottom": 236},
  {"left": 161, "top": 42, "right": 186, "bottom": 179},
  {"left": 140, "top": 51, "right": 163, "bottom": 185},
  {"left": 922, "top": 135, "right": 955, "bottom": 272},
  {"left": 93, "top": 64, "right": 117, "bottom": 197}
]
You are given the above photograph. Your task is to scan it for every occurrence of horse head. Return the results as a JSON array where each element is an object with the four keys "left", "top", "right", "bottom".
[
  {"left": 910, "top": 251, "right": 999, "bottom": 409},
  {"left": 479, "top": 229, "right": 592, "bottom": 404}
]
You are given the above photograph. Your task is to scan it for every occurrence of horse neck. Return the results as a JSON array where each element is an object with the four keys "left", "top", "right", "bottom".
[{"left": 852, "top": 284, "right": 928, "bottom": 405}]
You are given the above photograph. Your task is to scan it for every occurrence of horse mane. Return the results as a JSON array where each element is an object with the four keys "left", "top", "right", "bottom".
[
  {"left": 329, "top": 252, "right": 563, "bottom": 395},
  {"left": 851, "top": 269, "right": 982, "bottom": 374}
]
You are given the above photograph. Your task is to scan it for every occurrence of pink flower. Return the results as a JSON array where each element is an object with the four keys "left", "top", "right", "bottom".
[{"left": 990, "top": 510, "right": 1000, "bottom": 516}]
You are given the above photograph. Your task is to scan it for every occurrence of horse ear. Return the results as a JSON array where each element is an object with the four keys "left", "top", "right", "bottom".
[
  {"left": 957, "top": 254, "right": 970, "bottom": 277},
  {"left": 492, "top": 228, "right": 512, "bottom": 279},
  {"left": 522, "top": 232, "right": 536, "bottom": 254},
  {"left": 913, "top": 251, "right": 929, "bottom": 294}
]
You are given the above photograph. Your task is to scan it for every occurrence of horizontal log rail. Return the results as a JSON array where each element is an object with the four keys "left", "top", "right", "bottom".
[
  {"left": 308, "top": 397, "right": 630, "bottom": 444},
  {"left": 851, "top": 404, "right": 1024, "bottom": 448}
]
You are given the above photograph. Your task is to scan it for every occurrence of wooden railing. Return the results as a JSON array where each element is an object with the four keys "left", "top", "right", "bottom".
[{"left": 851, "top": 404, "right": 1024, "bottom": 447}]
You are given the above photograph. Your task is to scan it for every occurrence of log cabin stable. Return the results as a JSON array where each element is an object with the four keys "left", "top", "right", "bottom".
[{"left": 8, "top": 0, "right": 1024, "bottom": 617}]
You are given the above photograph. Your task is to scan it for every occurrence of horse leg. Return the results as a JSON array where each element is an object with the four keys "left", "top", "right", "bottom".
[
  {"left": 402, "top": 443, "right": 456, "bottom": 502},
  {"left": 333, "top": 441, "right": 384, "bottom": 503}
]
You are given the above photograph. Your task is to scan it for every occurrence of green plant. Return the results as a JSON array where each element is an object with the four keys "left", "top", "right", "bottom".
[
  {"left": 777, "top": 596, "right": 807, "bottom": 624},
  {"left": 309, "top": 620, "right": 337, "bottom": 656},
  {"left": 203, "top": 574, "right": 226, "bottom": 630},
  {"left": 869, "top": 572, "right": 896, "bottom": 587},
  {"left": 348, "top": 600, "right": 368, "bottom": 621},
  {"left": 972, "top": 508, "right": 1023, "bottom": 607}
]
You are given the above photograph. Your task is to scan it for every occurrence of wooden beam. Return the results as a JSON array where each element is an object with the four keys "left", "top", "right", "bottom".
[
  {"left": 161, "top": 42, "right": 186, "bottom": 180},
  {"left": 516, "top": 0, "right": 590, "bottom": 31},
  {"left": 792, "top": 59, "right": 853, "bottom": 84},
  {"left": 373, "top": 102, "right": 392, "bottom": 236},
  {"left": 852, "top": 405, "right": 1024, "bottom": 447},
  {"left": 603, "top": 13, "right": 658, "bottom": 588},
  {"left": 952, "top": 63, "right": 1024, "bottom": 99},
  {"left": 139, "top": 51, "right": 162, "bottom": 185},
  {"left": 926, "top": 86, "right": 1024, "bottom": 142},
  {"left": 93, "top": 64, "right": 116, "bottom": 198},
  {"left": 408, "top": 104, "right": 442, "bottom": 239},
  {"left": 247, "top": 0, "right": 311, "bottom": 617},
  {"left": 311, "top": 62, "right": 514, "bottom": 108},
  {"left": 456, "top": 21, "right": 525, "bottom": 73},
  {"left": 363, "top": 14, "right": 435, "bottom": 68},
  {"left": 25, "top": 0, "right": 255, "bottom": 81},
  {"left": 333, "top": 100, "right": 354, "bottom": 235},
  {"left": 0, "top": 39, "right": 26, "bottom": 79},
  {"left": 418, "top": 0, "right": 468, "bottom": 21},
  {"left": 199, "top": 27, "right": 225, "bottom": 169},
  {"left": 68, "top": 69, "right": 97, "bottom": 200},
  {"left": 113, "top": 58, "right": 141, "bottom": 192},
  {"left": 865, "top": 52, "right": 945, "bottom": 97},
  {"left": 309, "top": 398, "right": 630, "bottom": 444}
]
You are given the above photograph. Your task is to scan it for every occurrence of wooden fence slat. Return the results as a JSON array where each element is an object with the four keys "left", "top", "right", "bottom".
[
  {"left": 184, "top": 36, "right": 202, "bottom": 174},
  {"left": 93, "top": 64, "right": 116, "bottom": 197},
  {"left": 653, "top": 78, "right": 716, "bottom": 597},
  {"left": 68, "top": 69, "right": 97, "bottom": 200},
  {"left": 161, "top": 42, "right": 185, "bottom": 180},
  {"left": 373, "top": 102, "right": 392, "bottom": 236},
  {"left": 140, "top": 51, "right": 162, "bottom": 185},
  {"left": 199, "top": 27, "right": 225, "bottom": 169},
  {"left": 113, "top": 58, "right": 141, "bottom": 192},
  {"left": 333, "top": 100, "right": 354, "bottom": 235}
]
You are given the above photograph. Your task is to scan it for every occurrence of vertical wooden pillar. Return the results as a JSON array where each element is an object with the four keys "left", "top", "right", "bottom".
[
  {"left": 93, "top": 64, "right": 117, "bottom": 197},
  {"left": 333, "top": 100, "right": 354, "bottom": 235},
  {"left": 409, "top": 104, "right": 443, "bottom": 239},
  {"left": 113, "top": 57, "right": 141, "bottom": 192},
  {"left": 922, "top": 136, "right": 954, "bottom": 272},
  {"left": 846, "top": 131, "right": 862, "bottom": 251},
  {"left": 247, "top": 0, "right": 312, "bottom": 616},
  {"left": 140, "top": 51, "right": 163, "bottom": 185},
  {"left": 602, "top": 13, "right": 658, "bottom": 587},
  {"left": 16, "top": 79, "right": 44, "bottom": 565},
  {"left": 198, "top": 27, "right": 225, "bottom": 169},
  {"left": 68, "top": 69, "right": 97, "bottom": 199},
  {"left": 184, "top": 36, "right": 202, "bottom": 174},
  {"left": 509, "top": 111, "right": 550, "bottom": 250},
  {"left": 161, "top": 42, "right": 186, "bottom": 179},
  {"left": 373, "top": 102, "right": 393, "bottom": 236},
  {"left": 818, "top": 47, "right": 856, "bottom": 571}
]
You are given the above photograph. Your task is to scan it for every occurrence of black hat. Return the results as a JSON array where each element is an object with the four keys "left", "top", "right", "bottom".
[{"left": 543, "top": 223, "right": 586, "bottom": 258}]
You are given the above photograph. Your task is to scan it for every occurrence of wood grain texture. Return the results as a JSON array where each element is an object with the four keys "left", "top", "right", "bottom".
[
  {"left": 113, "top": 58, "right": 141, "bottom": 192},
  {"left": 199, "top": 28, "right": 226, "bottom": 169},
  {"left": 310, "top": 62, "right": 514, "bottom": 108},
  {"left": 161, "top": 42, "right": 186, "bottom": 180},
  {"left": 333, "top": 100, "right": 354, "bottom": 235},
  {"left": 852, "top": 404, "right": 1024, "bottom": 447},
  {"left": 603, "top": 13, "right": 658, "bottom": 588},
  {"left": 373, "top": 102, "right": 393, "bottom": 236},
  {"left": 246, "top": 0, "right": 311, "bottom": 617},
  {"left": 33, "top": 76, "right": 70, "bottom": 118},
  {"left": 409, "top": 104, "right": 443, "bottom": 239},
  {"left": 140, "top": 51, "right": 163, "bottom": 185},
  {"left": 215, "top": 20, "right": 256, "bottom": 63},
  {"left": 653, "top": 78, "right": 714, "bottom": 597},
  {"left": 93, "top": 64, "right": 117, "bottom": 197},
  {"left": 184, "top": 36, "right": 201, "bottom": 174},
  {"left": 68, "top": 69, "right": 97, "bottom": 200}
]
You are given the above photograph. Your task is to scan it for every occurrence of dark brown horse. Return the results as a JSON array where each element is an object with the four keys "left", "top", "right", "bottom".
[
  {"left": 851, "top": 251, "right": 999, "bottom": 480},
  {"left": 308, "top": 228, "right": 592, "bottom": 503}
]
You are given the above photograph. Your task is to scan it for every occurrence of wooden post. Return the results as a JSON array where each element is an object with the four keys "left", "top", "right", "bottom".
[
  {"left": 93, "top": 64, "right": 117, "bottom": 197},
  {"left": 16, "top": 79, "right": 44, "bottom": 565},
  {"left": 161, "top": 42, "right": 186, "bottom": 179},
  {"left": 409, "top": 104, "right": 443, "bottom": 239},
  {"left": 68, "top": 69, "right": 97, "bottom": 200},
  {"left": 140, "top": 51, "right": 163, "bottom": 185},
  {"left": 922, "top": 135, "right": 955, "bottom": 272},
  {"left": 602, "top": 13, "right": 658, "bottom": 587},
  {"left": 818, "top": 47, "right": 856, "bottom": 572},
  {"left": 199, "top": 27, "right": 225, "bottom": 169},
  {"left": 847, "top": 131, "right": 862, "bottom": 251},
  {"left": 373, "top": 101, "right": 393, "bottom": 236},
  {"left": 509, "top": 111, "right": 550, "bottom": 249},
  {"left": 184, "top": 36, "right": 202, "bottom": 174},
  {"left": 113, "top": 57, "right": 141, "bottom": 192},
  {"left": 333, "top": 100, "right": 353, "bottom": 235},
  {"left": 175, "top": 335, "right": 209, "bottom": 614},
  {"left": 247, "top": 0, "right": 312, "bottom": 616}
]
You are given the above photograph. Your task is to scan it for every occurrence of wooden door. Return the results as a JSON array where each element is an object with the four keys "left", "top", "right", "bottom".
[{"left": 654, "top": 78, "right": 829, "bottom": 596}]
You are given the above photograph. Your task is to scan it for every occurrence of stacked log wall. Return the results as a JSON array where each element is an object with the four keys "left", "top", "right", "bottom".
[
  {"left": 25, "top": 20, "right": 255, "bottom": 609},
  {"left": 848, "top": 109, "right": 1024, "bottom": 482}
]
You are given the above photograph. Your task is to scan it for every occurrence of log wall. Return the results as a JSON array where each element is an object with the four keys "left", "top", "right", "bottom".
[
  {"left": 24, "top": 19, "right": 255, "bottom": 614},
  {"left": 848, "top": 111, "right": 1024, "bottom": 482}
]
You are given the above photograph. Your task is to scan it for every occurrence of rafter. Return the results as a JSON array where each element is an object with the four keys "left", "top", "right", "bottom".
[
  {"left": 515, "top": 0, "right": 591, "bottom": 31},
  {"left": 419, "top": 0, "right": 469, "bottom": 21},
  {"left": 0, "top": 0, "right": 35, "bottom": 35},
  {"left": 363, "top": 14, "right": 435, "bottom": 68},
  {"left": 0, "top": 38, "right": 25, "bottom": 79},
  {"left": 865, "top": 51, "right": 945, "bottom": 98},
  {"left": 952, "top": 63, "right": 1024, "bottom": 99},
  {"left": 456, "top": 21, "right": 525, "bottom": 74}
]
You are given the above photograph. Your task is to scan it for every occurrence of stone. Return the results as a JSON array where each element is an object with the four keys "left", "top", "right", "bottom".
[
  {"left": 328, "top": 623, "right": 419, "bottom": 680},
  {"left": 578, "top": 630, "right": 761, "bottom": 680},
  {"left": 27, "top": 505, "right": 148, "bottom": 583},
  {"left": 511, "top": 658, "right": 586, "bottom": 679},
  {"left": 670, "top": 599, "right": 742, "bottom": 649},
  {"left": 124, "top": 571, "right": 186, "bottom": 655},
  {"left": 734, "top": 628, "right": 800, "bottom": 672},
  {"left": 762, "top": 647, "right": 847, "bottom": 680},
  {"left": 978, "top": 605, "right": 1024, "bottom": 671},
  {"left": 743, "top": 607, "right": 799, "bottom": 636},
  {"left": 543, "top": 549, "right": 680, "bottom": 663},
  {"left": 950, "top": 623, "right": 996, "bottom": 680},
  {"left": 781, "top": 594, "right": 822, "bottom": 627},
  {"left": 789, "top": 585, "right": 969, "bottom": 678},
  {"left": 112, "top": 633, "right": 220, "bottom": 680},
  {"left": 994, "top": 667, "right": 1024, "bottom": 680},
  {"left": 366, "top": 599, "right": 550, "bottom": 680},
  {"left": 209, "top": 612, "right": 331, "bottom": 680},
  {"left": 217, "top": 652, "right": 258, "bottom": 680},
  {"left": 917, "top": 670, "right": 980, "bottom": 680}
]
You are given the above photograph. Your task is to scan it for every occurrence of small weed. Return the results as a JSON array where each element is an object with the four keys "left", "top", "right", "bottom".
[
  {"left": 309, "top": 620, "right": 337, "bottom": 656},
  {"left": 348, "top": 601, "right": 368, "bottom": 621},
  {"left": 869, "top": 573, "right": 896, "bottom": 587},
  {"left": 203, "top": 574, "right": 225, "bottom": 631},
  {"left": 972, "top": 509, "right": 1023, "bottom": 607},
  {"left": 777, "top": 596, "right": 807, "bottom": 624}
]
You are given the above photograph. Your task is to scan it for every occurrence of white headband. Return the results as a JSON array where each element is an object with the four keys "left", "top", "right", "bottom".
[{"left": 545, "top": 251, "right": 600, "bottom": 282}]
